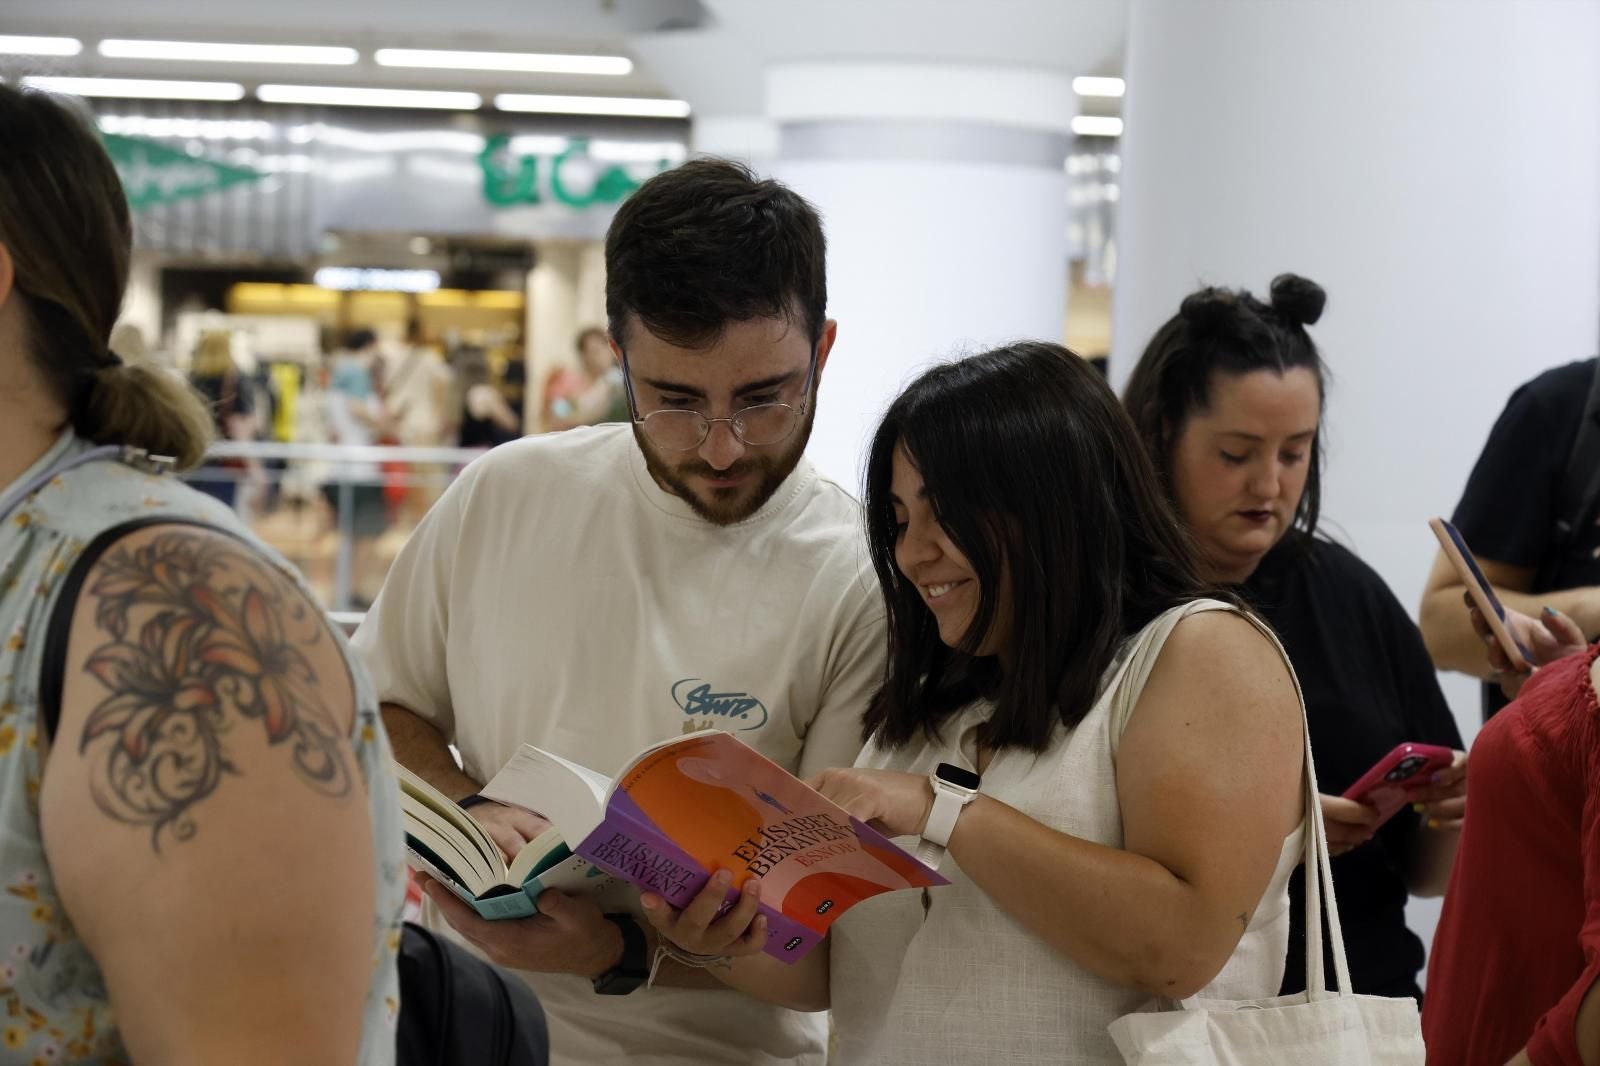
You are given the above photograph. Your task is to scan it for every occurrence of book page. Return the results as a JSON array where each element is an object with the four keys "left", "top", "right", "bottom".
[
  {"left": 395, "top": 761, "right": 504, "bottom": 872},
  {"left": 480, "top": 744, "right": 611, "bottom": 843},
  {"left": 402, "top": 808, "right": 499, "bottom": 894}
]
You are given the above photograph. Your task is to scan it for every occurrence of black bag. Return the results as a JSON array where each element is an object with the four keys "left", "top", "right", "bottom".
[{"left": 397, "top": 923, "right": 549, "bottom": 1066}]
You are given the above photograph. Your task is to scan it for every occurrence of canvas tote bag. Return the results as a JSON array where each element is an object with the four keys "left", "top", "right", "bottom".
[{"left": 1105, "top": 604, "right": 1426, "bottom": 1066}]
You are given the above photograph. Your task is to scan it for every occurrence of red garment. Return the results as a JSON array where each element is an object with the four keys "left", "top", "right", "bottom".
[{"left": 1423, "top": 642, "right": 1600, "bottom": 1065}]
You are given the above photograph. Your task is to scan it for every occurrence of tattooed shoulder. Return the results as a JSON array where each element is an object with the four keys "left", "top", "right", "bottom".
[{"left": 70, "top": 526, "right": 355, "bottom": 850}]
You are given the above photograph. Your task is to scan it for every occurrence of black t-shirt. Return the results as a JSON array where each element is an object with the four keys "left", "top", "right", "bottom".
[
  {"left": 1452, "top": 358, "right": 1600, "bottom": 717},
  {"left": 1240, "top": 538, "right": 1464, "bottom": 1001}
]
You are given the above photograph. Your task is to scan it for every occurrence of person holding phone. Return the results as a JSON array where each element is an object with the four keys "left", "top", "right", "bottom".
[
  {"left": 1417, "top": 357, "right": 1600, "bottom": 723},
  {"left": 639, "top": 343, "right": 1308, "bottom": 1066},
  {"left": 1121, "top": 274, "right": 1466, "bottom": 1002},
  {"left": 1422, "top": 597, "right": 1599, "bottom": 1065}
]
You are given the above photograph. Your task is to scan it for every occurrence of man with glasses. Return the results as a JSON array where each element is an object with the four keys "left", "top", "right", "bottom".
[{"left": 353, "top": 159, "right": 884, "bottom": 1065}]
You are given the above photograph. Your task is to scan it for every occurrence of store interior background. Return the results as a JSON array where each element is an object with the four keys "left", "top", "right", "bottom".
[{"left": 6, "top": 0, "right": 1599, "bottom": 973}]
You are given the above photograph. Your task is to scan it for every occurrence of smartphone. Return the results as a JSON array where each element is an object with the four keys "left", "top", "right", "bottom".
[
  {"left": 1341, "top": 742, "right": 1457, "bottom": 825},
  {"left": 1429, "top": 517, "right": 1536, "bottom": 668}
]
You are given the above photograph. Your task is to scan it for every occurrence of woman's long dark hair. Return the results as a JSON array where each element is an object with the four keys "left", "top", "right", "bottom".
[
  {"left": 1122, "top": 273, "right": 1330, "bottom": 543},
  {"left": 862, "top": 342, "right": 1217, "bottom": 754}
]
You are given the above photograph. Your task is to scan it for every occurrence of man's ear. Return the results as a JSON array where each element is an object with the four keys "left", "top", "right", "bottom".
[{"left": 814, "top": 319, "right": 839, "bottom": 378}]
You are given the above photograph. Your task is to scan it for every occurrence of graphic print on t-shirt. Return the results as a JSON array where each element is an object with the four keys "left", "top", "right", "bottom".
[{"left": 672, "top": 677, "right": 769, "bottom": 732}]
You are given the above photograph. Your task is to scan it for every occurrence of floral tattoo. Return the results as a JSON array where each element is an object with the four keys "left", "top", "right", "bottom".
[{"left": 78, "top": 531, "right": 351, "bottom": 849}]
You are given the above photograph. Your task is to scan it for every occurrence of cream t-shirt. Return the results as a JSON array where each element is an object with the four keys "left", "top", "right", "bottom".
[{"left": 352, "top": 423, "right": 885, "bottom": 1066}]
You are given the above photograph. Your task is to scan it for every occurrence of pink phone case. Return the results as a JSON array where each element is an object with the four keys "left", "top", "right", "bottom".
[{"left": 1340, "top": 742, "right": 1456, "bottom": 826}]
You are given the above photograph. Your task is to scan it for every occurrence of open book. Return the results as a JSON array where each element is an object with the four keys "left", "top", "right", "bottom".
[
  {"left": 476, "top": 730, "right": 947, "bottom": 963},
  {"left": 396, "top": 764, "right": 616, "bottom": 920}
]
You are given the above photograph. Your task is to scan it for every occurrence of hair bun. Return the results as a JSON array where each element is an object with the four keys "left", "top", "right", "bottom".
[
  {"left": 1268, "top": 273, "right": 1325, "bottom": 327},
  {"left": 1177, "top": 286, "right": 1238, "bottom": 333}
]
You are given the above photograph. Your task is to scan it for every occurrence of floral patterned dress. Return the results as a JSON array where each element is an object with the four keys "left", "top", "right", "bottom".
[{"left": 0, "top": 430, "right": 404, "bottom": 1065}]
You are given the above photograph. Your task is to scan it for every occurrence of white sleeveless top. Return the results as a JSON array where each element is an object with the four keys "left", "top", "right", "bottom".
[{"left": 828, "top": 600, "right": 1305, "bottom": 1065}]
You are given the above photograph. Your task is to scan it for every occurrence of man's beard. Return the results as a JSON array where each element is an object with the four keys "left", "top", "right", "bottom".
[{"left": 632, "top": 402, "right": 816, "bottom": 526}]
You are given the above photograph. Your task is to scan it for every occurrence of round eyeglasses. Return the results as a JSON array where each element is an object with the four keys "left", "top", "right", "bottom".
[
  {"left": 623, "top": 348, "right": 818, "bottom": 453},
  {"left": 635, "top": 403, "right": 805, "bottom": 452}
]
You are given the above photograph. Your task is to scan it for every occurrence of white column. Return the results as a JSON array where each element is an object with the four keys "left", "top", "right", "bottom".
[
  {"left": 1109, "top": 0, "right": 1600, "bottom": 963},
  {"left": 1112, "top": 0, "right": 1600, "bottom": 728},
  {"left": 769, "top": 62, "right": 1076, "bottom": 493},
  {"left": 117, "top": 251, "right": 163, "bottom": 364},
  {"left": 526, "top": 242, "right": 580, "bottom": 433},
  {"left": 573, "top": 241, "right": 607, "bottom": 335}
]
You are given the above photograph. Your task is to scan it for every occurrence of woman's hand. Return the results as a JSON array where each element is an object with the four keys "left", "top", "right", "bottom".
[
  {"left": 1470, "top": 594, "right": 1586, "bottom": 699},
  {"left": 805, "top": 767, "right": 934, "bottom": 838},
  {"left": 1407, "top": 749, "right": 1468, "bottom": 831},
  {"left": 641, "top": 870, "right": 767, "bottom": 959},
  {"left": 1320, "top": 794, "right": 1382, "bottom": 857}
]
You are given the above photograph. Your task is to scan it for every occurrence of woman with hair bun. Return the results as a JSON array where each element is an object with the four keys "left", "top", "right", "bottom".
[
  {"left": 1122, "top": 274, "right": 1467, "bottom": 1002},
  {"left": 0, "top": 84, "right": 405, "bottom": 1063}
]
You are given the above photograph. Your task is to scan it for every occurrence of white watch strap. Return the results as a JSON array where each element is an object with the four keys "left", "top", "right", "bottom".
[
  {"left": 915, "top": 783, "right": 972, "bottom": 869},
  {"left": 923, "top": 787, "right": 965, "bottom": 848}
]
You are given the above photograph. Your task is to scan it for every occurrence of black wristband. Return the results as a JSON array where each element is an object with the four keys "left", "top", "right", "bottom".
[
  {"left": 592, "top": 914, "right": 649, "bottom": 996},
  {"left": 458, "top": 793, "right": 495, "bottom": 810}
]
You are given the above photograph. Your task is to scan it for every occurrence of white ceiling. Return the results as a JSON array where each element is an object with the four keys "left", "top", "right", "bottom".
[{"left": 1, "top": 0, "right": 1128, "bottom": 114}]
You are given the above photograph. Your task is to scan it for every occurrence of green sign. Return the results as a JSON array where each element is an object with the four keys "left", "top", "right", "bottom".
[
  {"left": 479, "top": 135, "right": 670, "bottom": 209},
  {"left": 100, "top": 133, "right": 263, "bottom": 211}
]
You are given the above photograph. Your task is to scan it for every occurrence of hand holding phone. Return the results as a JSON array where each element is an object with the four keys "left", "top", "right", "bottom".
[
  {"left": 1429, "top": 517, "right": 1536, "bottom": 669},
  {"left": 1341, "top": 742, "right": 1458, "bottom": 829}
]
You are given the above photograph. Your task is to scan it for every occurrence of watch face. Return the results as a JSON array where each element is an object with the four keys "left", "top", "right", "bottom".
[{"left": 935, "top": 762, "right": 980, "bottom": 791}]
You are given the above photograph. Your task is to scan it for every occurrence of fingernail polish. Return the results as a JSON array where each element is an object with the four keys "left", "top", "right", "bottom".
[
  {"left": 1543, "top": 605, "right": 1557, "bottom": 616},
  {"left": 1412, "top": 803, "right": 1426, "bottom": 813},
  {"left": 1427, "top": 818, "right": 1441, "bottom": 830}
]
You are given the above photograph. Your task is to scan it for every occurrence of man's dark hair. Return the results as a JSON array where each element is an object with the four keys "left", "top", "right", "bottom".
[
  {"left": 605, "top": 158, "right": 826, "bottom": 350},
  {"left": 344, "top": 328, "right": 377, "bottom": 352}
]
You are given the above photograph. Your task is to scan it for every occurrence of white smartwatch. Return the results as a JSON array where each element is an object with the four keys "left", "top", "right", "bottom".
[{"left": 915, "top": 762, "right": 981, "bottom": 869}]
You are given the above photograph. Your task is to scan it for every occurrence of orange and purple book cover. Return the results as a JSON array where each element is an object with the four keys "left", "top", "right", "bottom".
[{"left": 577, "top": 731, "right": 947, "bottom": 963}]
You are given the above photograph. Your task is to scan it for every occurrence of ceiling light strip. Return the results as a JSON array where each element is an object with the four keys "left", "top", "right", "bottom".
[
  {"left": 0, "top": 34, "right": 82, "bottom": 56},
  {"left": 257, "top": 84, "right": 482, "bottom": 110},
  {"left": 98, "top": 39, "right": 358, "bottom": 65},
  {"left": 375, "top": 48, "right": 631, "bottom": 76},
  {"left": 22, "top": 75, "right": 246, "bottom": 101},
  {"left": 1072, "top": 77, "right": 1126, "bottom": 98},
  {"left": 1071, "top": 115, "right": 1124, "bottom": 137},
  {"left": 494, "top": 93, "right": 689, "bottom": 118}
]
